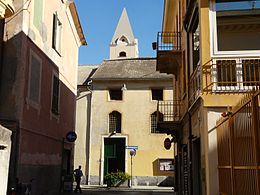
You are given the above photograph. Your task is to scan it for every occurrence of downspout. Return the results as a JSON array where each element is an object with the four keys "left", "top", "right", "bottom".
[{"left": 0, "top": 19, "right": 4, "bottom": 97}]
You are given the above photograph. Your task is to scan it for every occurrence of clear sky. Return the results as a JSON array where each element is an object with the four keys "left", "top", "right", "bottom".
[{"left": 74, "top": 0, "right": 164, "bottom": 65}]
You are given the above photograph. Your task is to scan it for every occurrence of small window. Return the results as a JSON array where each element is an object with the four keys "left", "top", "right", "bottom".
[
  {"left": 119, "top": 51, "right": 126, "bottom": 57},
  {"left": 119, "top": 36, "right": 129, "bottom": 44},
  {"left": 109, "top": 89, "right": 122, "bottom": 100},
  {"left": 216, "top": 60, "right": 236, "bottom": 86},
  {"left": 242, "top": 59, "right": 260, "bottom": 86},
  {"left": 152, "top": 89, "right": 163, "bottom": 100},
  {"left": 151, "top": 111, "right": 163, "bottom": 133},
  {"left": 51, "top": 75, "right": 60, "bottom": 114},
  {"left": 52, "top": 13, "right": 62, "bottom": 54},
  {"left": 109, "top": 111, "right": 121, "bottom": 133},
  {"left": 28, "top": 50, "right": 42, "bottom": 105}
]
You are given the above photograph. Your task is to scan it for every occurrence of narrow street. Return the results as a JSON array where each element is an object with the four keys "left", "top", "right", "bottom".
[{"left": 63, "top": 190, "right": 176, "bottom": 195}]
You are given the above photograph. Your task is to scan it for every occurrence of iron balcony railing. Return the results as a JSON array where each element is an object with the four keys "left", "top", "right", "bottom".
[
  {"left": 157, "top": 32, "right": 182, "bottom": 52},
  {"left": 156, "top": 100, "right": 182, "bottom": 123},
  {"left": 203, "top": 58, "right": 260, "bottom": 93},
  {"left": 189, "top": 65, "right": 202, "bottom": 106}
]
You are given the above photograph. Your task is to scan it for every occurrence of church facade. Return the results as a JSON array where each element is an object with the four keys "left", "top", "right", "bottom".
[{"left": 75, "top": 8, "right": 175, "bottom": 186}]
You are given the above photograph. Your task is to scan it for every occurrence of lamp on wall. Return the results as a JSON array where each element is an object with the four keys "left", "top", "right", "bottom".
[
  {"left": 108, "top": 130, "right": 116, "bottom": 137},
  {"left": 121, "top": 84, "right": 127, "bottom": 91}
]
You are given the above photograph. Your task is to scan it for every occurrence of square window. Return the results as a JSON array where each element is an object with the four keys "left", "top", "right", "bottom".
[
  {"left": 152, "top": 89, "right": 163, "bottom": 100},
  {"left": 109, "top": 89, "right": 122, "bottom": 100},
  {"left": 28, "top": 50, "right": 42, "bottom": 107}
]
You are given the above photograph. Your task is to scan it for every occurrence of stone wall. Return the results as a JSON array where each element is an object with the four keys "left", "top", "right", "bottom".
[{"left": 0, "top": 125, "right": 12, "bottom": 194}]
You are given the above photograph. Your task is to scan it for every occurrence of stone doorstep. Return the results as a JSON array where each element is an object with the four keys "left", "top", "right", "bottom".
[{"left": 80, "top": 185, "right": 174, "bottom": 192}]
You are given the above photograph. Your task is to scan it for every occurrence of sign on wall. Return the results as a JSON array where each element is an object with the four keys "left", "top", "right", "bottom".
[
  {"left": 66, "top": 131, "right": 77, "bottom": 142},
  {"left": 159, "top": 159, "right": 174, "bottom": 171}
]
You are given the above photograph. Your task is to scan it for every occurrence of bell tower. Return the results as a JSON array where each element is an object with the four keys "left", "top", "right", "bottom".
[{"left": 110, "top": 8, "right": 139, "bottom": 59}]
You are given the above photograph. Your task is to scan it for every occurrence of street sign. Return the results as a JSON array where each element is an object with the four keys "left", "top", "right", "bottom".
[
  {"left": 126, "top": 145, "right": 138, "bottom": 150},
  {"left": 66, "top": 131, "right": 77, "bottom": 142}
]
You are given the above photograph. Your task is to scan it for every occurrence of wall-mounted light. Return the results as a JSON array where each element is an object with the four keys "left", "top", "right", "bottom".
[
  {"left": 109, "top": 131, "right": 116, "bottom": 137},
  {"left": 121, "top": 84, "right": 127, "bottom": 91}
]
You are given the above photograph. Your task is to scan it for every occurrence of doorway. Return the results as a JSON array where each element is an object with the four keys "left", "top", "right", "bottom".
[
  {"left": 103, "top": 138, "right": 125, "bottom": 180},
  {"left": 192, "top": 138, "right": 201, "bottom": 195}
]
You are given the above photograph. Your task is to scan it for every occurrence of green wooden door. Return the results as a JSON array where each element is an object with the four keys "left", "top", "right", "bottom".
[{"left": 104, "top": 138, "right": 125, "bottom": 179}]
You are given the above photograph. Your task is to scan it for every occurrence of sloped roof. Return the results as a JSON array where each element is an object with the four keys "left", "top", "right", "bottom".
[
  {"left": 92, "top": 58, "right": 173, "bottom": 80},
  {"left": 78, "top": 65, "right": 98, "bottom": 85}
]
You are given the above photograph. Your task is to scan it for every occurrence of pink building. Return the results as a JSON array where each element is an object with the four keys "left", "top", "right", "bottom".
[{"left": 0, "top": 0, "right": 86, "bottom": 194}]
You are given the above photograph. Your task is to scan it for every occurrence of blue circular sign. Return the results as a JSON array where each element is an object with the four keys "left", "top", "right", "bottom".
[{"left": 66, "top": 131, "right": 77, "bottom": 142}]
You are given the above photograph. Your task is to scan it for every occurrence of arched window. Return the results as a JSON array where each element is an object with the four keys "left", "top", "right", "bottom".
[
  {"left": 119, "top": 51, "right": 126, "bottom": 57},
  {"left": 119, "top": 35, "right": 128, "bottom": 44},
  {"left": 115, "top": 36, "right": 129, "bottom": 45},
  {"left": 109, "top": 111, "right": 121, "bottom": 133},
  {"left": 151, "top": 111, "right": 163, "bottom": 133}
]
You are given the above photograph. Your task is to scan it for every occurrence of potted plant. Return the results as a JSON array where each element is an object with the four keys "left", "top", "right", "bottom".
[{"left": 104, "top": 171, "right": 130, "bottom": 187}]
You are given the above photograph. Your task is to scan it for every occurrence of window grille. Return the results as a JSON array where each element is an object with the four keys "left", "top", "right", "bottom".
[
  {"left": 151, "top": 111, "right": 163, "bottom": 133},
  {"left": 109, "top": 111, "right": 121, "bottom": 133}
]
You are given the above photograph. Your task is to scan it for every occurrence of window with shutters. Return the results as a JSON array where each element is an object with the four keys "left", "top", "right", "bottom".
[
  {"left": 27, "top": 50, "right": 42, "bottom": 108},
  {"left": 52, "top": 13, "right": 62, "bottom": 54},
  {"left": 51, "top": 75, "right": 60, "bottom": 115}
]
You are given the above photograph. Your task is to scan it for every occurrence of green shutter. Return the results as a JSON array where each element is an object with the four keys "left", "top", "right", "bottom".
[{"left": 33, "top": 0, "right": 43, "bottom": 30}]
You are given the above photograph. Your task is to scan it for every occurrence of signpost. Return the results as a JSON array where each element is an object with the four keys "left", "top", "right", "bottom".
[{"left": 126, "top": 146, "right": 138, "bottom": 187}]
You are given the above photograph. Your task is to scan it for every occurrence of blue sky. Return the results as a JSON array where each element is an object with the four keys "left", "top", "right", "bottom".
[{"left": 74, "top": 0, "right": 164, "bottom": 65}]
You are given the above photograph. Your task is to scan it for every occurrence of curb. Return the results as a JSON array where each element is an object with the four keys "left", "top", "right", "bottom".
[{"left": 81, "top": 185, "right": 174, "bottom": 192}]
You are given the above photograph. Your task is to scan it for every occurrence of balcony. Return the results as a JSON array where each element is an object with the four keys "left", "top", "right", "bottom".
[
  {"left": 0, "top": 0, "right": 15, "bottom": 18},
  {"left": 155, "top": 32, "right": 182, "bottom": 75},
  {"left": 203, "top": 58, "right": 260, "bottom": 93},
  {"left": 189, "top": 65, "right": 202, "bottom": 106},
  {"left": 156, "top": 100, "right": 182, "bottom": 137}
]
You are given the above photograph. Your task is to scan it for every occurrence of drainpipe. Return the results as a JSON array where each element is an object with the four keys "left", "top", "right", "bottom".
[{"left": 0, "top": 19, "right": 4, "bottom": 93}]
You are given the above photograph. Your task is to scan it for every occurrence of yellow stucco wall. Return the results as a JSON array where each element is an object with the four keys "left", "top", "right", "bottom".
[{"left": 89, "top": 80, "right": 175, "bottom": 182}]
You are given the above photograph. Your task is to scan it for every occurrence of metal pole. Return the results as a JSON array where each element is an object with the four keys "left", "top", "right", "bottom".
[{"left": 131, "top": 155, "right": 133, "bottom": 188}]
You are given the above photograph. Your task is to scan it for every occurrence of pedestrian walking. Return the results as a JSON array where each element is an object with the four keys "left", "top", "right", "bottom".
[{"left": 73, "top": 165, "right": 83, "bottom": 193}]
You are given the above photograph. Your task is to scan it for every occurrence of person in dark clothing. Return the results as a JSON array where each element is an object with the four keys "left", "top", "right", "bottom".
[{"left": 73, "top": 165, "right": 83, "bottom": 193}]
